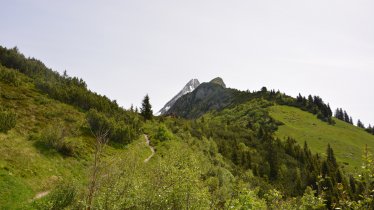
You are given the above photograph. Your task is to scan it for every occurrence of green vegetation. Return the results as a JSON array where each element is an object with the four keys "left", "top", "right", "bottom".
[
  {"left": 269, "top": 105, "right": 374, "bottom": 170},
  {"left": 0, "top": 108, "right": 16, "bottom": 133},
  {"left": 1, "top": 45, "right": 374, "bottom": 209},
  {"left": 140, "top": 94, "right": 153, "bottom": 121}
]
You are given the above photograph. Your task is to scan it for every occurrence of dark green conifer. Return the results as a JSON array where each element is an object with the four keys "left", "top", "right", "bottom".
[
  {"left": 140, "top": 94, "right": 153, "bottom": 121},
  {"left": 357, "top": 119, "right": 365, "bottom": 128}
]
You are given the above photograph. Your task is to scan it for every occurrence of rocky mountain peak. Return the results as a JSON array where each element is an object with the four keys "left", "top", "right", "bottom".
[
  {"left": 209, "top": 77, "right": 226, "bottom": 88},
  {"left": 157, "top": 78, "right": 200, "bottom": 115}
]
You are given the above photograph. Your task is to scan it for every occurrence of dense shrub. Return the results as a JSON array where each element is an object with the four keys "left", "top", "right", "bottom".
[
  {"left": 0, "top": 65, "right": 20, "bottom": 86},
  {"left": 86, "top": 109, "right": 112, "bottom": 135},
  {"left": 33, "top": 181, "right": 77, "bottom": 210},
  {"left": 86, "top": 109, "right": 139, "bottom": 144},
  {"left": 39, "top": 125, "right": 75, "bottom": 156},
  {"left": 0, "top": 109, "right": 16, "bottom": 133},
  {"left": 153, "top": 123, "right": 173, "bottom": 142}
]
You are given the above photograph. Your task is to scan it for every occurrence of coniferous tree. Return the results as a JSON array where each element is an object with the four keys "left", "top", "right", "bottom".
[
  {"left": 296, "top": 93, "right": 303, "bottom": 105},
  {"left": 349, "top": 175, "right": 356, "bottom": 194},
  {"left": 327, "top": 104, "right": 332, "bottom": 117},
  {"left": 357, "top": 119, "right": 365, "bottom": 129},
  {"left": 335, "top": 108, "right": 343, "bottom": 120},
  {"left": 307, "top": 95, "right": 314, "bottom": 109},
  {"left": 267, "top": 141, "right": 279, "bottom": 181},
  {"left": 343, "top": 111, "right": 349, "bottom": 123},
  {"left": 366, "top": 124, "right": 374, "bottom": 135},
  {"left": 140, "top": 94, "right": 153, "bottom": 120},
  {"left": 327, "top": 144, "right": 338, "bottom": 168}
]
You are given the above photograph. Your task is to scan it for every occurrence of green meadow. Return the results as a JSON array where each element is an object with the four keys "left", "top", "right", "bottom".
[{"left": 269, "top": 105, "right": 374, "bottom": 172}]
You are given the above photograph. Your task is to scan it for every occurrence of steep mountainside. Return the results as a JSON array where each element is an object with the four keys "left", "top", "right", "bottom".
[
  {"left": 157, "top": 79, "right": 200, "bottom": 115},
  {"left": 0, "top": 65, "right": 91, "bottom": 208},
  {"left": 209, "top": 77, "right": 226, "bottom": 88},
  {"left": 165, "top": 79, "right": 239, "bottom": 118}
]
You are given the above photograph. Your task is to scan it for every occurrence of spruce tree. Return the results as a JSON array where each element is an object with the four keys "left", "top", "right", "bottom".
[
  {"left": 327, "top": 144, "right": 337, "bottom": 168},
  {"left": 344, "top": 111, "right": 349, "bottom": 123},
  {"left": 327, "top": 104, "right": 332, "bottom": 117},
  {"left": 357, "top": 119, "right": 365, "bottom": 128},
  {"left": 335, "top": 108, "right": 341, "bottom": 119},
  {"left": 140, "top": 94, "right": 153, "bottom": 120}
]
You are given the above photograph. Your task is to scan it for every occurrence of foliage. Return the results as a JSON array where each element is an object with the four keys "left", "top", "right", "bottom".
[
  {"left": 335, "top": 108, "right": 353, "bottom": 124},
  {"left": 140, "top": 94, "right": 153, "bottom": 120},
  {"left": 38, "top": 124, "right": 76, "bottom": 156},
  {"left": 226, "top": 186, "right": 267, "bottom": 209},
  {"left": 86, "top": 109, "right": 140, "bottom": 144},
  {"left": 354, "top": 145, "right": 374, "bottom": 209},
  {"left": 153, "top": 123, "right": 173, "bottom": 142},
  {"left": 357, "top": 119, "right": 365, "bottom": 128},
  {"left": 94, "top": 138, "right": 212, "bottom": 209},
  {"left": 293, "top": 93, "right": 333, "bottom": 124},
  {"left": 32, "top": 181, "right": 77, "bottom": 210},
  {"left": 366, "top": 124, "right": 374, "bottom": 135},
  {"left": 0, "top": 108, "right": 16, "bottom": 133},
  {"left": 0, "top": 64, "right": 21, "bottom": 86},
  {"left": 3, "top": 45, "right": 374, "bottom": 209},
  {"left": 0, "top": 46, "right": 139, "bottom": 128},
  {"left": 300, "top": 187, "right": 326, "bottom": 209}
]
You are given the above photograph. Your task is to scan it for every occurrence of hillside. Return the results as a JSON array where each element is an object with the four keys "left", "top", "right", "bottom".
[
  {"left": 165, "top": 81, "right": 239, "bottom": 118},
  {"left": 0, "top": 65, "right": 90, "bottom": 208},
  {"left": 0, "top": 64, "right": 222, "bottom": 209},
  {"left": 1, "top": 45, "right": 374, "bottom": 209},
  {"left": 269, "top": 105, "right": 374, "bottom": 171}
]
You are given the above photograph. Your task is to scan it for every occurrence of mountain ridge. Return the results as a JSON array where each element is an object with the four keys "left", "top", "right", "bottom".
[
  {"left": 157, "top": 78, "right": 200, "bottom": 115},
  {"left": 2, "top": 45, "right": 374, "bottom": 209}
]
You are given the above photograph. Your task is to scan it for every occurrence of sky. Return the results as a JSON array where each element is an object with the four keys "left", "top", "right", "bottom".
[{"left": 1, "top": 0, "right": 374, "bottom": 125}]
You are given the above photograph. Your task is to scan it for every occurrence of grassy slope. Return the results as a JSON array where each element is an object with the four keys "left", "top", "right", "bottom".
[
  {"left": 0, "top": 69, "right": 87, "bottom": 209},
  {"left": 269, "top": 105, "right": 374, "bottom": 172},
  {"left": 0, "top": 68, "right": 151, "bottom": 209}
]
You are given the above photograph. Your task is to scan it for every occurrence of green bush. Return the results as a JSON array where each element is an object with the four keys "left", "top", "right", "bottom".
[
  {"left": 39, "top": 125, "right": 75, "bottom": 156},
  {"left": 86, "top": 109, "right": 112, "bottom": 136},
  {"left": 0, "top": 109, "right": 16, "bottom": 133},
  {"left": 86, "top": 109, "right": 138, "bottom": 144},
  {"left": 33, "top": 181, "right": 77, "bottom": 210},
  {"left": 154, "top": 124, "right": 173, "bottom": 142},
  {"left": 0, "top": 65, "right": 20, "bottom": 86}
]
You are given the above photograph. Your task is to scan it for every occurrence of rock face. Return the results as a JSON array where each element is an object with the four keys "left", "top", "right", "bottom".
[
  {"left": 158, "top": 79, "right": 200, "bottom": 115},
  {"left": 210, "top": 77, "right": 226, "bottom": 88},
  {"left": 165, "top": 77, "right": 237, "bottom": 119}
]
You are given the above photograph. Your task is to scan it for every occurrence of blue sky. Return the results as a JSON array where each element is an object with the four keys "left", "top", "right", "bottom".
[{"left": 1, "top": 0, "right": 374, "bottom": 125}]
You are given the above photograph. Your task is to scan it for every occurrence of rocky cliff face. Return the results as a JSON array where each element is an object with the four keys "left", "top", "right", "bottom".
[
  {"left": 157, "top": 79, "right": 200, "bottom": 115},
  {"left": 210, "top": 77, "right": 226, "bottom": 88},
  {"left": 164, "top": 77, "right": 238, "bottom": 118}
]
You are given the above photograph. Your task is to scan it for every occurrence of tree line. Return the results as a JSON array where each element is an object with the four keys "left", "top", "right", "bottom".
[
  {"left": 0, "top": 46, "right": 143, "bottom": 144},
  {"left": 335, "top": 107, "right": 374, "bottom": 135},
  {"left": 249, "top": 88, "right": 334, "bottom": 124}
]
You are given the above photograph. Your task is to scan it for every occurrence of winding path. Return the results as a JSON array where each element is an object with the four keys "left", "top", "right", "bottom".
[
  {"left": 31, "top": 190, "right": 50, "bottom": 201},
  {"left": 144, "top": 134, "right": 155, "bottom": 163}
]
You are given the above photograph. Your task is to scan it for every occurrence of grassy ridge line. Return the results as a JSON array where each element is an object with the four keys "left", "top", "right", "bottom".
[{"left": 269, "top": 105, "right": 374, "bottom": 171}]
